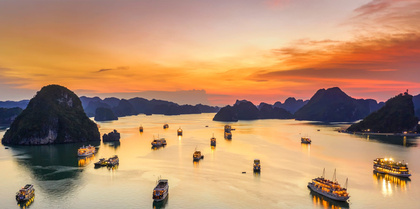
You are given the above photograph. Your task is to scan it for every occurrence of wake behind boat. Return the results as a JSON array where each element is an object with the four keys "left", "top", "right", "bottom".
[
  {"left": 373, "top": 158, "right": 411, "bottom": 177},
  {"left": 307, "top": 169, "right": 350, "bottom": 202},
  {"left": 153, "top": 179, "right": 169, "bottom": 202}
]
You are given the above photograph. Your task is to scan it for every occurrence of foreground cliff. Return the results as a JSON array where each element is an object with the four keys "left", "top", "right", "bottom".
[
  {"left": 2, "top": 85, "right": 100, "bottom": 145},
  {"left": 347, "top": 93, "right": 420, "bottom": 133}
]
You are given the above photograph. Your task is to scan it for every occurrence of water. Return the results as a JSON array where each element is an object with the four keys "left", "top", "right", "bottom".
[{"left": 1, "top": 113, "right": 419, "bottom": 209}]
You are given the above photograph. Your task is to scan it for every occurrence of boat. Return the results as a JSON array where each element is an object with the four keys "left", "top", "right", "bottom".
[
  {"left": 224, "top": 125, "right": 231, "bottom": 133},
  {"left": 151, "top": 137, "right": 167, "bottom": 147},
  {"left": 153, "top": 179, "right": 169, "bottom": 202},
  {"left": 224, "top": 132, "right": 232, "bottom": 140},
  {"left": 77, "top": 145, "right": 96, "bottom": 157},
  {"left": 94, "top": 158, "right": 108, "bottom": 168},
  {"left": 301, "top": 137, "right": 311, "bottom": 144},
  {"left": 163, "top": 123, "right": 169, "bottom": 129},
  {"left": 193, "top": 149, "right": 204, "bottom": 161},
  {"left": 373, "top": 158, "right": 411, "bottom": 177},
  {"left": 107, "top": 155, "right": 119, "bottom": 166},
  {"left": 139, "top": 125, "right": 144, "bottom": 133},
  {"left": 210, "top": 134, "right": 216, "bottom": 146},
  {"left": 253, "top": 159, "right": 261, "bottom": 172},
  {"left": 177, "top": 127, "right": 183, "bottom": 136},
  {"left": 307, "top": 169, "right": 350, "bottom": 202},
  {"left": 15, "top": 184, "right": 35, "bottom": 202}
]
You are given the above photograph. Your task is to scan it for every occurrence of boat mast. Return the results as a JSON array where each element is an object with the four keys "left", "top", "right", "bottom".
[
  {"left": 333, "top": 169, "right": 337, "bottom": 182},
  {"left": 345, "top": 178, "right": 348, "bottom": 190},
  {"left": 322, "top": 168, "right": 325, "bottom": 178}
]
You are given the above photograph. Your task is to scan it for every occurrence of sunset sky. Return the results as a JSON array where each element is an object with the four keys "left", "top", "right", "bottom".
[{"left": 1, "top": 0, "right": 420, "bottom": 105}]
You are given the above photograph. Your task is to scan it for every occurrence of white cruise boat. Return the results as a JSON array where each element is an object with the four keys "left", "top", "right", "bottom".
[{"left": 307, "top": 169, "right": 350, "bottom": 202}]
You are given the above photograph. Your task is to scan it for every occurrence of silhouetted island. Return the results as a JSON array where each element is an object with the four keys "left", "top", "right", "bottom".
[
  {"left": 0, "top": 107, "right": 22, "bottom": 125},
  {"left": 94, "top": 107, "right": 118, "bottom": 121},
  {"left": 273, "top": 97, "right": 308, "bottom": 114},
  {"left": 1, "top": 85, "right": 100, "bottom": 145},
  {"left": 347, "top": 92, "right": 420, "bottom": 133},
  {"left": 294, "top": 87, "right": 383, "bottom": 122},
  {"left": 102, "top": 129, "right": 121, "bottom": 142},
  {"left": 213, "top": 100, "right": 293, "bottom": 122}
]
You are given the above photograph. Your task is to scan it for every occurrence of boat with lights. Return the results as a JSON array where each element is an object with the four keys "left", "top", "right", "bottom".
[
  {"left": 307, "top": 169, "right": 350, "bottom": 202},
  {"left": 301, "top": 137, "right": 311, "bottom": 144},
  {"left": 15, "top": 184, "right": 35, "bottom": 202},
  {"left": 153, "top": 179, "right": 169, "bottom": 202},
  {"left": 373, "top": 158, "right": 411, "bottom": 177},
  {"left": 77, "top": 145, "right": 96, "bottom": 157}
]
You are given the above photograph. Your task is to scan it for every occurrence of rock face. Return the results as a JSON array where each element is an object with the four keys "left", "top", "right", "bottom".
[
  {"left": 273, "top": 98, "right": 308, "bottom": 114},
  {"left": 94, "top": 107, "right": 118, "bottom": 121},
  {"left": 413, "top": 94, "right": 420, "bottom": 118},
  {"left": 294, "top": 87, "right": 379, "bottom": 122},
  {"left": 2, "top": 85, "right": 100, "bottom": 145},
  {"left": 213, "top": 100, "right": 293, "bottom": 121},
  {"left": 102, "top": 129, "right": 121, "bottom": 142},
  {"left": 347, "top": 93, "right": 420, "bottom": 133},
  {"left": 0, "top": 107, "right": 22, "bottom": 125}
]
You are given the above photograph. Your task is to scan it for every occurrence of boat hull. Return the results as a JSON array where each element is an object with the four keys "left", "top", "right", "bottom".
[
  {"left": 307, "top": 183, "right": 349, "bottom": 202},
  {"left": 153, "top": 192, "right": 168, "bottom": 202},
  {"left": 373, "top": 167, "right": 411, "bottom": 177}
]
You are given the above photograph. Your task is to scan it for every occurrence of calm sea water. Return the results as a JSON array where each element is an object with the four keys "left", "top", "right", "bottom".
[{"left": 1, "top": 113, "right": 419, "bottom": 209}]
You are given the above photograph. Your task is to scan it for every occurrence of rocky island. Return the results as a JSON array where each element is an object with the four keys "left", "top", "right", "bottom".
[
  {"left": 103, "top": 129, "right": 121, "bottom": 142},
  {"left": 0, "top": 107, "right": 22, "bottom": 125},
  {"left": 1, "top": 85, "right": 100, "bottom": 145},
  {"left": 94, "top": 107, "right": 118, "bottom": 121},
  {"left": 347, "top": 92, "right": 420, "bottom": 133}
]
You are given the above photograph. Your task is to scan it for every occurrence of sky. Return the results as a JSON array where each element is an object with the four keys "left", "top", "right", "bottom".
[{"left": 1, "top": 0, "right": 420, "bottom": 105}]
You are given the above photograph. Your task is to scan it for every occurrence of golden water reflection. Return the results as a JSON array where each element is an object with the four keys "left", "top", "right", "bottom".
[
  {"left": 152, "top": 194, "right": 168, "bottom": 209},
  {"left": 310, "top": 190, "right": 349, "bottom": 209},
  {"left": 78, "top": 154, "right": 95, "bottom": 167},
  {"left": 373, "top": 171, "right": 410, "bottom": 196},
  {"left": 17, "top": 196, "right": 35, "bottom": 209},
  {"left": 301, "top": 143, "right": 311, "bottom": 156}
]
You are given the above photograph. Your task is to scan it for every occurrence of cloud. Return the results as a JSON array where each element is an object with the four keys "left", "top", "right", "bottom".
[{"left": 96, "top": 66, "right": 129, "bottom": 73}]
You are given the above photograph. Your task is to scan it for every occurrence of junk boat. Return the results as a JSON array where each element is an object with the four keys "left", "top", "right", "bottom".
[
  {"left": 373, "top": 158, "right": 411, "bottom": 177},
  {"left": 163, "top": 123, "right": 169, "bottom": 129},
  {"left": 177, "top": 127, "right": 183, "bottom": 136},
  {"left": 107, "top": 155, "right": 119, "bottom": 166},
  {"left": 253, "top": 159, "right": 261, "bottom": 172},
  {"left": 210, "top": 134, "right": 216, "bottom": 146},
  {"left": 193, "top": 149, "right": 204, "bottom": 161},
  {"left": 301, "top": 137, "right": 311, "bottom": 144},
  {"left": 153, "top": 179, "right": 169, "bottom": 202},
  {"left": 139, "top": 125, "right": 144, "bottom": 133},
  {"left": 77, "top": 145, "right": 96, "bottom": 157},
  {"left": 224, "top": 125, "right": 232, "bottom": 133},
  {"left": 224, "top": 125, "right": 233, "bottom": 139},
  {"left": 16, "top": 184, "right": 35, "bottom": 202},
  {"left": 94, "top": 158, "right": 108, "bottom": 168},
  {"left": 151, "top": 136, "right": 167, "bottom": 147},
  {"left": 307, "top": 169, "right": 350, "bottom": 202}
]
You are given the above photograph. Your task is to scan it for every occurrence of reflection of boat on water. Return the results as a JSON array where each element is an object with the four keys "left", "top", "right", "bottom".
[
  {"left": 16, "top": 184, "right": 35, "bottom": 202},
  {"left": 307, "top": 169, "right": 350, "bottom": 202},
  {"left": 210, "top": 134, "right": 216, "bottom": 146},
  {"left": 253, "top": 159, "right": 261, "bottom": 172},
  {"left": 301, "top": 137, "right": 311, "bottom": 144},
  {"left": 153, "top": 194, "right": 169, "bottom": 209},
  {"left": 224, "top": 132, "right": 232, "bottom": 140},
  {"left": 373, "top": 158, "right": 411, "bottom": 177},
  {"left": 310, "top": 190, "right": 349, "bottom": 209},
  {"left": 77, "top": 145, "right": 96, "bottom": 157},
  {"left": 153, "top": 179, "right": 169, "bottom": 202},
  {"left": 177, "top": 127, "right": 182, "bottom": 136},
  {"left": 78, "top": 154, "right": 95, "bottom": 167},
  {"left": 373, "top": 170, "right": 410, "bottom": 193}
]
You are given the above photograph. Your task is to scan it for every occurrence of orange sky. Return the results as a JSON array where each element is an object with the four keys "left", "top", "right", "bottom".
[{"left": 0, "top": 0, "right": 420, "bottom": 105}]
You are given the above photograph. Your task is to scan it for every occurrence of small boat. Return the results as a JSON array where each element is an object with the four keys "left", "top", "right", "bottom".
[
  {"left": 210, "top": 134, "right": 216, "bottom": 146},
  {"left": 107, "top": 155, "right": 119, "bottom": 166},
  {"left": 253, "top": 159, "right": 261, "bottom": 172},
  {"left": 224, "top": 125, "right": 231, "bottom": 133},
  {"left": 193, "top": 149, "right": 204, "bottom": 161},
  {"left": 139, "top": 125, "right": 144, "bottom": 133},
  {"left": 301, "top": 137, "right": 311, "bottom": 144},
  {"left": 77, "top": 145, "right": 96, "bottom": 157},
  {"left": 151, "top": 137, "right": 167, "bottom": 147},
  {"left": 153, "top": 179, "right": 169, "bottom": 202},
  {"left": 163, "top": 123, "right": 169, "bottom": 129},
  {"left": 177, "top": 127, "right": 183, "bottom": 136},
  {"left": 373, "top": 158, "right": 411, "bottom": 177},
  {"left": 16, "top": 184, "right": 35, "bottom": 202},
  {"left": 307, "top": 169, "right": 350, "bottom": 202},
  {"left": 94, "top": 158, "right": 108, "bottom": 168}
]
